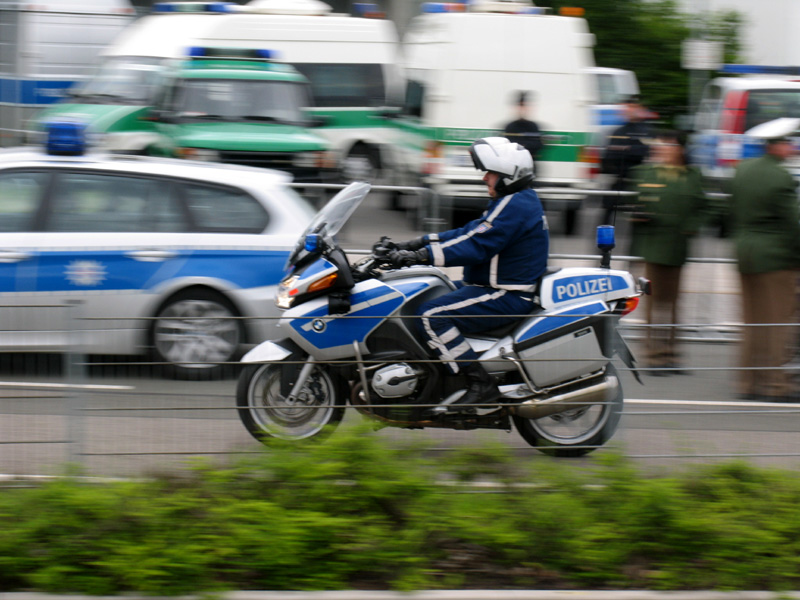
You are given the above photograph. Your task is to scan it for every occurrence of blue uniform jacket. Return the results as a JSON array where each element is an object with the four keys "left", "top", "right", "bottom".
[{"left": 424, "top": 187, "right": 549, "bottom": 292}]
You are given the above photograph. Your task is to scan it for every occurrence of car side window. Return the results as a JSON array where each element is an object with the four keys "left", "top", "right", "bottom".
[
  {"left": 181, "top": 183, "right": 269, "bottom": 233},
  {"left": 48, "top": 173, "right": 187, "bottom": 232},
  {"left": 0, "top": 171, "right": 48, "bottom": 232}
]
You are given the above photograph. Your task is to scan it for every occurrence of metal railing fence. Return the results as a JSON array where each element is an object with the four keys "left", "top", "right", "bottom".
[{"left": 2, "top": 245, "right": 799, "bottom": 477}]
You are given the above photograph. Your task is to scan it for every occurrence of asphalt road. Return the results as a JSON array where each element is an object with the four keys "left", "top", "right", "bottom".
[{"left": 1, "top": 193, "right": 799, "bottom": 476}]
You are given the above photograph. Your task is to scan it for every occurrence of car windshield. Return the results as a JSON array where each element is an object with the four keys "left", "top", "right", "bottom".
[
  {"left": 73, "top": 57, "right": 166, "bottom": 104},
  {"left": 286, "top": 182, "right": 371, "bottom": 269},
  {"left": 173, "top": 79, "right": 310, "bottom": 124},
  {"left": 744, "top": 90, "right": 800, "bottom": 131}
]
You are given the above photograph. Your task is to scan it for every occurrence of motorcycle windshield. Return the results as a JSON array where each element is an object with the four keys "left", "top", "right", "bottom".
[{"left": 285, "top": 182, "right": 372, "bottom": 270}]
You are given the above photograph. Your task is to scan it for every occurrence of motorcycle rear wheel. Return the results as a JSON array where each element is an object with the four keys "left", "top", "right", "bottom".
[
  {"left": 236, "top": 362, "right": 346, "bottom": 443},
  {"left": 512, "top": 365, "right": 623, "bottom": 457}
]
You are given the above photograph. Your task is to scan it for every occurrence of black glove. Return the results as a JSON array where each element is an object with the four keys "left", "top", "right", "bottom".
[
  {"left": 388, "top": 248, "right": 431, "bottom": 268},
  {"left": 394, "top": 236, "right": 427, "bottom": 251}
]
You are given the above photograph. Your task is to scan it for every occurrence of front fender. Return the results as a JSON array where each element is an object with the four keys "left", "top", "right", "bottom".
[{"left": 241, "top": 338, "right": 303, "bottom": 364}]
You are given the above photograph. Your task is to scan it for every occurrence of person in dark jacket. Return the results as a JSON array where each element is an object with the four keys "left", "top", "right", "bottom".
[
  {"left": 600, "top": 94, "right": 653, "bottom": 225},
  {"left": 503, "top": 90, "right": 543, "bottom": 180},
  {"left": 730, "top": 117, "right": 800, "bottom": 402},
  {"left": 627, "top": 130, "right": 707, "bottom": 374},
  {"left": 380, "top": 137, "right": 549, "bottom": 415}
]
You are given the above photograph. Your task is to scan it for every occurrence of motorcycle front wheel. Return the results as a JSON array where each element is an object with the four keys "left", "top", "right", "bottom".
[
  {"left": 236, "top": 362, "right": 346, "bottom": 443},
  {"left": 512, "top": 365, "right": 624, "bottom": 457}
]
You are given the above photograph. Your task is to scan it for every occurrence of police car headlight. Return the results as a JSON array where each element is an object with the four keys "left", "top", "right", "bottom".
[
  {"left": 178, "top": 147, "right": 220, "bottom": 162},
  {"left": 276, "top": 275, "right": 299, "bottom": 309}
]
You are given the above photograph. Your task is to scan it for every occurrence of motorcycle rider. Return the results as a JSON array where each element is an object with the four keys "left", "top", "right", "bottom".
[{"left": 379, "top": 136, "right": 550, "bottom": 414}]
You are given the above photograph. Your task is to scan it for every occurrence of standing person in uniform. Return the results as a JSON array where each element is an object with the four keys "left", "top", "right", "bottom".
[
  {"left": 600, "top": 94, "right": 652, "bottom": 225},
  {"left": 377, "top": 137, "right": 549, "bottom": 415},
  {"left": 503, "top": 90, "right": 543, "bottom": 180},
  {"left": 730, "top": 117, "right": 800, "bottom": 402},
  {"left": 627, "top": 130, "right": 707, "bottom": 374}
]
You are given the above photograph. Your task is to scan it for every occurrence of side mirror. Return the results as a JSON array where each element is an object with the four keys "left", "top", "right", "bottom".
[
  {"left": 141, "top": 109, "right": 173, "bottom": 124},
  {"left": 307, "top": 115, "right": 331, "bottom": 127}
]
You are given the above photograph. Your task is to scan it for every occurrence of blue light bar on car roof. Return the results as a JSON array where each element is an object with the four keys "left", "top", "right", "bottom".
[
  {"left": 153, "top": 2, "right": 234, "bottom": 14},
  {"left": 187, "top": 47, "right": 279, "bottom": 60},
  {"left": 720, "top": 64, "right": 800, "bottom": 76},
  {"left": 45, "top": 121, "right": 87, "bottom": 156},
  {"left": 353, "top": 3, "right": 384, "bottom": 17},
  {"left": 421, "top": 2, "right": 467, "bottom": 14}
]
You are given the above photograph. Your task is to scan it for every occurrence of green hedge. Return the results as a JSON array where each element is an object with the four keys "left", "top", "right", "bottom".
[{"left": 1, "top": 424, "right": 800, "bottom": 595}]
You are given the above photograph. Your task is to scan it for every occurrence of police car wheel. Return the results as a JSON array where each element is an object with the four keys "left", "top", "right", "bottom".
[
  {"left": 512, "top": 365, "right": 623, "bottom": 457},
  {"left": 152, "top": 288, "right": 243, "bottom": 380}
]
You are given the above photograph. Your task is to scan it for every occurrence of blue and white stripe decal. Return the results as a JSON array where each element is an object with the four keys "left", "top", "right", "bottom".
[
  {"left": 289, "top": 283, "right": 403, "bottom": 349},
  {"left": 391, "top": 280, "right": 431, "bottom": 299},
  {"left": 19, "top": 249, "right": 290, "bottom": 293},
  {"left": 594, "top": 106, "right": 625, "bottom": 127},
  {"left": 0, "top": 78, "right": 76, "bottom": 106},
  {"left": 515, "top": 301, "right": 606, "bottom": 344}
]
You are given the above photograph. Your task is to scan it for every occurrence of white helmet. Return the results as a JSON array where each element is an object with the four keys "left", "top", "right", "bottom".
[{"left": 469, "top": 136, "right": 533, "bottom": 196}]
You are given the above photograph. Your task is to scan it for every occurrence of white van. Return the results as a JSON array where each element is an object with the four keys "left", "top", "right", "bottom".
[
  {"left": 389, "top": 0, "right": 598, "bottom": 224},
  {"left": 0, "top": 0, "right": 134, "bottom": 146},
  {"left": 586, "top": 67, "right": 640, "bottom": 129},
  {"left": 203, "top": 0, "right": 405, "bottom": 181}
]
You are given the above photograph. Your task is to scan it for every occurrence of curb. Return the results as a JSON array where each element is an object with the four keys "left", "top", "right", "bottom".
[{"left": 3, "top": 591, "right": 800, "bottom": 600}]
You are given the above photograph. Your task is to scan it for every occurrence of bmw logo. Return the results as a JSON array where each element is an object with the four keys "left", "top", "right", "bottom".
[{"left": 311, "top": 319, "right": 326, "bottom": 333}]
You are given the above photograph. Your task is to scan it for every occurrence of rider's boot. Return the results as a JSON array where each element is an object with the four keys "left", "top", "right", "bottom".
[{"left": 425, "top": 362, "right": 501, "bottom": 418}]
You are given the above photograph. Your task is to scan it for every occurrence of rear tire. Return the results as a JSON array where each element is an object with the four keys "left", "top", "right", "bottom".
[
  {"left": 151, "top": 288, "right": 243, "bottom": 380},
  {"left": 236, "top": 362, "right": 346, "bottom": 443},
  {"left": 512, "top": 365, "right": 623, "bottom": 457}
]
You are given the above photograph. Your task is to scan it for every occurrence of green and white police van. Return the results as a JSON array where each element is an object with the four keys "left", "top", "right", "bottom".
[
  {"left": 32, "top": 0, "right": 403, "bottom": 183},
  {"left": 389, "top": 0, "right": 598, "bottom": 224},
  {"left": 35, "top": 40, "right": 334, "bottom": 183},
  {"left": 202, "top": 0, "right": 404, "bottom": 182}
]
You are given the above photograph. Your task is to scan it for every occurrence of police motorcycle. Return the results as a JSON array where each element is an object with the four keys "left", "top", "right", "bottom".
[{"left": 236, "top": 182, "right": 648, "bottom": 456}]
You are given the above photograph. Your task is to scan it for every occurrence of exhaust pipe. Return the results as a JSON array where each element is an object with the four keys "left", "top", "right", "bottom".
[{"left": 510, "top": 374, "right": 619, "bottom": 420}]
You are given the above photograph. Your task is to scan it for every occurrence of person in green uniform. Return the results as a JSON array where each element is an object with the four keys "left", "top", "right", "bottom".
[
  {"left": 730, "top": 117, "right": 800, "bottom": 402},
  {"left": 628, "top": 130, "right": 707, "bottom": 374}
]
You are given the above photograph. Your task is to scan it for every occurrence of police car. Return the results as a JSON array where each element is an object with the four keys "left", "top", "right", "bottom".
[
  {"left": 689, "top": 66, "right": 800, "bottom": 183},
  {"left": 0, "top": 122, "right": 315, "bottom": 378}
]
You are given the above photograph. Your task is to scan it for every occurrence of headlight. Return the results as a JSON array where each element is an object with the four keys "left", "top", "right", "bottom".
[
  {"left": 292, "top": 151, "right": 335, "bottom": 169},
  {"left": 276, "top": 275, "right": 299, "bottom": 309},
  {"left": 292, "top": 151, "right": 322, "bottom": 168},
  {"left": 177, "top": 147, "right": 220, "bottom": 162}
]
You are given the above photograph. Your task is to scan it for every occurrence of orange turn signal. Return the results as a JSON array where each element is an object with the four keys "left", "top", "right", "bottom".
[
  {"left": 308, "top": 273, "right": 338, "bottom": 293},
  {"left": 618, "top": 297, "right": 640, "bottom": 316},
  {"left": 559, "top": 6, "right": 585, "bottom": 16}
]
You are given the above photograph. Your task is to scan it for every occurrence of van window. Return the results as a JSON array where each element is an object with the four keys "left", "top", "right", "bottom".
[
  {"left": 75, "top": 57, "right": 166, "bottom": 105},
  {"left": 293, "top": 64, "right": 386, "bottom": 107},
  {"left": 403, "top": 80, "right": 425, "bottom": 118},
  {"left": 694, "top": 84, "right": 723, "bottom": 130},
  {"left": 172, "top": 79, "right": 310, "bottom": 125},
  {"left": 596, "top": 73, "right": 620, "bottom": 105},
  {"left": 744, "top": 90, "right": 800, "bottom": 131}
]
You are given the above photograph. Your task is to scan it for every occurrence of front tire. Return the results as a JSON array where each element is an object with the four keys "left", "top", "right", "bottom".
[
  {"left": 512, "top": 365, "right": 624, "bottom": 457},
  {"left": 341, "top": 143, "right": 380, "bottom": 183},
  {"left": 236, "top": 362, "right": 345, "bottom": 443}
]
